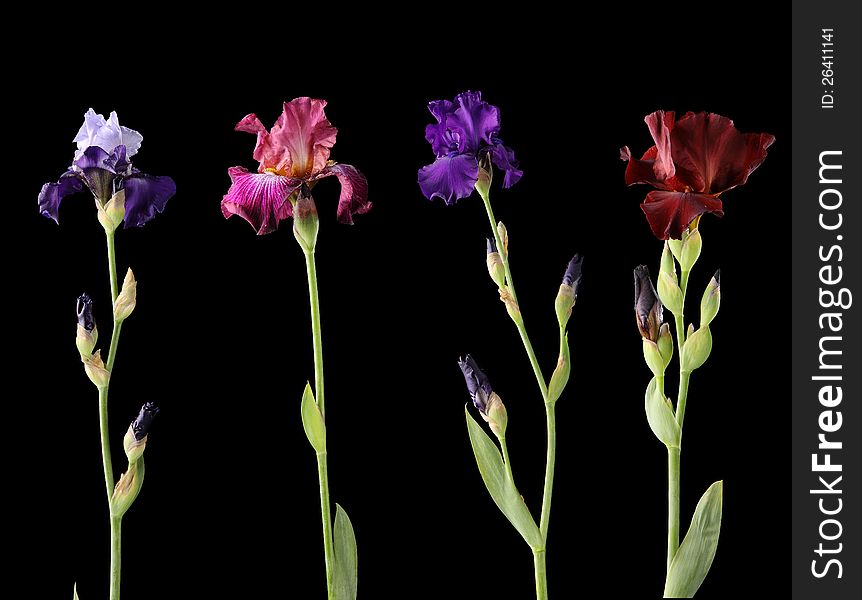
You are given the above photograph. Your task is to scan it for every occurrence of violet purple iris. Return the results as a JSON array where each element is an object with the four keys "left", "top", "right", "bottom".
[
  {"left": 418, "top": 91, "right": 522, "bottom": 204},
  {"left": 38, "top": 109, "right": 176, "bottom": 227},
  {"left": 132, "top": 402, "right": 160, "bottom": 441},
  {"left": 458, "top": 354, "right": 493, "bottom": 415}
]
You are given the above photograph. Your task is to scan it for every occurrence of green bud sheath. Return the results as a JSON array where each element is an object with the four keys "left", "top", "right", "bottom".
[
  {"left": 678, "top": 226, "right": 703, "bottom": 272},
  {"left": 548, "top": 334, "right": 571, "bottom": 403},
  {"left": 660, "top": 242, "right": 677, "bottom": 284},
  {"left": 110, "top": 459, "right": 145, "bottom": 518},
  {"left": 643, "top": 339, "right": 666, "bottom": 378},
  {"left": 293, "top": 192, "right": 320, "bottom": 253},
  {"left": 657, "top": 323, "right": 674, "bottom": 368},
  {"left": 681, "top": 326, "right": 713, "bottom": 372},
  {"left": 486, "top": 392, "right": 508, "bottom": 439},
  {"left": 554, "top": 284, "right": 576, "bottom": 328},
  {"left": 83, "top": 350, "right": 110, "bottom": 389},
  {"left": 300, "top": 382, "right": 326, "bottom": 453},
  {"left": 97, "top": 190, "right": 126, "bottom": 233},
  {"left": 76, "top": 324, "right": 97, "bottom": 358},
  {"left": 700, "top": 270, "right": 721, "bottom": 327},
  {"left": 657, "top": 271, "right": 683, "bottom": 315},
  {"left": 113, "top": 268, "right": 137, "bottom": 322}
]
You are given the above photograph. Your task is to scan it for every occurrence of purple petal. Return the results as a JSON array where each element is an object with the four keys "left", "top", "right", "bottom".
[
  {"left": 38, "top": 173, "right": 84, "bottom": 223},
  {"left": 447, "top": 91, "right": 500, "bottom": 154},
  {"left": 425, "top": 99, "right": 460, "bottom": 157},
  {"left": 317, "top": 163, "right": 371, "bottom": 224},
  {"left": 121, "top": 173, "right": 177, "bottom": 228},
  {"left": 488, "top": 142, "right": 523, "bottom": 188},
  {"left": 418, "top": 155, "right": 480, "bottom": 205},
  {"left": 221, "top": 167, "right": 300, "bottom": 235},
  {"left": 74, "top": 145, "right": 119, "bottom": 203}
]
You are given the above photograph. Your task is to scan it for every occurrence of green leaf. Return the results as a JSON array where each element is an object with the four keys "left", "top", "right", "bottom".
[
  {"left": 333, "top": 503, "right": 358, "bottom": 600},
  {"left": 645, "top": 377, "right": 680, "bottom": 448},
  {"left": 300, "top": 383, "right": 326, "bottom": 453},
  {"left": 664, "top": 481, "right": 723, "bottom": 598},
  {"left": 465, "top": 408, "right": 543, "bottom": 549}
]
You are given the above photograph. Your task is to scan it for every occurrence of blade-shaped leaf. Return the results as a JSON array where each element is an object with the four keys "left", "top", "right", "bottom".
[
  {"left": 664, "top": 481, "right": 723, "bottom": 598},
  {"left": 300, "top": 383, "right": 326, "bottom": 453},
  {"left": 465, "top": 408, "right": 543, "bottom": 549},
  {"left": 333, "top": 503, "right": 358, "bottom": 600},
  {"left": 645, "top": 377, "right": 680, "bottom": 448}
]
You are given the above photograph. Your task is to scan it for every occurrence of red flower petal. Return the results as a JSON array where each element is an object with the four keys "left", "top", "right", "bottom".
[
  {"left": 316, "top": 163, "right": 371, "bottom": 224},
  {"left": 221, "top": 167, "right": 300, "bottom": 235},
  {"left": 622, "top": 111, "right": 678, "bottom": 189},
  {"left": 669, "top": 112, "right": 775, "bottom": 193},
  {"left": 641, "top": 190, "right": 724, "bottom": 240}
]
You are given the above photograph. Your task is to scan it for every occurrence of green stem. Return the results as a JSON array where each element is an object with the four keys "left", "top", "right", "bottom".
[
  {"left": 109, "top": 516, "right": 121, "bottom": 600},
  {"left": 539, "top": 401, "right": 557, "bottom": 542},
  {"left": 304, "top": 249, "right": 334, "bottom": 599},
  {"left": 667, "top": 269, "right": 690, "bottom": 571},
  {"left": 98, "top": 387, "right": 114, "bottom": 499},
  {"left": 667, "top": 446, "right": 680, "bottom": 572},
  {"left": 533, "top": 549, "right": 548, "bottom": 600}
]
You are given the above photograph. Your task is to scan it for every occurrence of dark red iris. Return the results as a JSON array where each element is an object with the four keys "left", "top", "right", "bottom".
[{"left": 621, "top": 111, "right": 774, "bottom": 240}]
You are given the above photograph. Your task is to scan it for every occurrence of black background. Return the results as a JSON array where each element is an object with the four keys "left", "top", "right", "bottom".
[{"left": 8, "top": 15, "right": 788, "bottom": 599}]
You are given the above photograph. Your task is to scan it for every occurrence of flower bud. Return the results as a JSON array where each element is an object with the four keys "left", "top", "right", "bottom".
[
  {"left": 97, "top": 189, "right": 126, "bottom": 233},
  {"left": 113, "top": 268, "right": 137, "bottom": 322},
  {"left": 660, "top": 242, "right": 677, "bottom": 284},
  {"left": 700, "top": 270, "right": 721, "bottom": 327},
  {"left": 124, "top": 402, "right": 159, "bottom": 463},
  {"left": 75, "top": 293, "right": 98, "bottom": 357},
  {"left": 678, "top": 226, "right": 702, "bottom": 272},
  {"left": 496, "top": 221, "right": 509, "bottom": 255},
  {"left": 657, "top": 270, "right": 683, "bottom": 316},
  {"left": 83, "top": 350, "right": 110, "bottom": 388},
  {"left": 475, "top": 155, "right": 492, "bottom": 199},
  {"left": 111, "top": 459, "right": 144, "bottom": 518},
  {"left": 657, "top": 322, "right": 673, "bottom": 367},
  {"left": 485, "top": 392, "right": 508, "bottom": 439},
  {"left": 293, "top": 186, "right": 319, "bottom": 253},
  {"left": 548, "top": 333, "right": 571, "bottom": 403},
  {"left": 642, "top": 339, "right": 665, "bottom": 377},
  {"left": 634, "top": 265, "right": 663, "bottom": 342},
  {"left": 681, "top": 326, "right": 713, "bottom": 372},
  {"left": 486, "top": 238, "right": 506, "bottom": 288},
  {"left": 499, "top": 286, "right": 523, "bottom": 326},
  {"left": 555, "top": 254, "right": 583, "bottom": 328}
]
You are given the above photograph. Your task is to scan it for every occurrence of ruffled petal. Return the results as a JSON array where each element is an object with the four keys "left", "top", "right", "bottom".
[
  {"left": 645, "top": 110, "right": 676, "bottom": 181},
  {"left": 235, "top": 113, "right": 276, "bottom": 169},
  {"left": 488, "top": 142, "right": 523, "bottom": 188},
  {"left": 270, "top": 98, "right": 338, "bottom": 178},
  {"left": 73, "top": 109, "right": 142, "bottom": 160},
  {"left": 121, "top": 173, "right": 177, "bottom": 228},
  {"left": 38, "top": 172, "right": 84, "bottom": 223},
  {"left": 316, "top": 163, "right": 371, "bottom": 224},
  {"left": 446, "top": 91, "right": 500, "bottom": 154},
  {"left": 418, "top": 154, "right": 480, "bottom": 205},
  {"left": 425, "top": 99, "right": 460, "bottom": 156},
  {"left": 221, "top": 167, "right": 300, "bottom": 235},
  {"left": 670, "top": 112, "right": 775, "bottom": 193},
  {"left": 641, "top": 191, "right": 724, "bottom": 240}
]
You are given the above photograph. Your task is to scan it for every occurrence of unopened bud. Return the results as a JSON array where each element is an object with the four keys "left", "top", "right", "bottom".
[
  {"left": 642, "top": 339, "right": 665, "bottom": 377},
  {"left": 458, "top": 354, "right": 494, "bottom": 414},
  {"left": 496, "top": 222, "right": 509, "bottom": 255},
  {"left": 124, "top": 401, "right": 159, "bottom": 462},
  {"left": 657, "top": 323, "right": 673, "bottom": 367},
  {"left": 475, "top": 156, "right": 492, "bottom": 199},
  {"left": 76, "top": 293, "right": 98, "bottom": 357},
  {"left": 293, "top": 186, "right": 320, "bottom": 253},
  {"left": 678, "top": 226, "right": 702, "bottom": 272},
  {"left": 548, "top": 333, "right": 571, "bottom": 403},
  {"left": 114, "top": 268, "right": 137, "bottom": 322},
  {"left": 83, "top": 350, "right": 110, "bottom": 388},
  {"left": 111, "top": 460, "right": 144, "bottom": 518},
  {"left": 486, "top": 238, "right": 506, "bottom": 288},
  {"left": 634, "top": 265, "right": 663, "bottom": 341},
  {"left": 97, "top": 189, "right": 126, "bottom": 232},
  {"left": 660, "top": 242, "right": 677, "bottom": 284},
  {"left": 555, "top": 254, "right": 583, "bottom": 328},
  {"left": 499, "top": 286, "right": 523, "bottom": 326},
  {"left": 700, "top": 270, "right": 721, "bottom": 327},
  {"left": 657, "top": 270, "right": 683, "bottom": 316},
  {"left": 486, "top": 392, "right": 508, "bottom": 439},
  {"left": 681, "top": 326, "right": 713, "bottom": 372}
]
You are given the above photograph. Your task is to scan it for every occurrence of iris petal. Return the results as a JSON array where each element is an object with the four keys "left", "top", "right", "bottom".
[
  {"left": 418, "top": 155, "right": 480, "bottom": 205},
  {"left": 641, "top": 191, "right": 724, "bottom": 240},
  {"left": 38, "top": 173, "right": 84, "bottom": 223},
  {"left": 221, "top": 167, "right": 301, "bottom": 235},
  {"left": 122, "top": 173, "right": 177, "bottom": 228},
  {"left": 316, "top": 163, "right": 371, "bottom": 224}
]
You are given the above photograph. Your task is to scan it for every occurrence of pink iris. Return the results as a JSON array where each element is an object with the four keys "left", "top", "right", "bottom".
[{"left": 222, "top": 97, "right": 370, "bottom": 235}]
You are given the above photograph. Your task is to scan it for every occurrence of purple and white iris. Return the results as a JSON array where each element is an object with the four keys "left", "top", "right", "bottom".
[
  {"left": 418, "top": 91, "right": 522, "bottom": 204},
  {"left": 39, "top": 109, "right": 176, "bottom": 227}
]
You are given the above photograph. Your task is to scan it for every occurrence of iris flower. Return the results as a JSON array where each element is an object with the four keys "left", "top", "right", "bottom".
[
  {"left": 418, "top": 91, "right": 522, "bottom": 204},
  {"left": 621, "top": 111, "right": 774, "bottom": 239},
  {"left": 221, "top": 97, "right": 370, "bottom": 235},
  {"left": 39, "top": 109, "right": 176, "bottom": 227}
]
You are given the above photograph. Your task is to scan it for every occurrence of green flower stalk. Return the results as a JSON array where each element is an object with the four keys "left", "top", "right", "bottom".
[
  {"left": 419, "top": 90, "right": 583, "bottom": 600},
  {"left": 39, "top": 108, "right": 176, "bottom": 599},
  {"left": 623, "top": 109, "right": 774, "bottom": 597},
  {"left": 222, "top": 98, "right": 368, "bottom": 599}
]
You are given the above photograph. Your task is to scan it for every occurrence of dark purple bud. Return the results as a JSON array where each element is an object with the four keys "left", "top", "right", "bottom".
[
  {"left": 458, "top": 354, "right": 493, "bottom": 415},
  {"left": 634, "top": 265, "right": 663, "bottom": 342},
  {"left": 132, "top": 402, "right": 160, "bottom": 440},
  {"left": 486, "top": 237, "right": 498, "bottom": 254},
  {"left": 562, "top": 254, "right": 583, "bottom": 291},
  {"left": 76, "top": 293, "right": 95, "bottom": 331}
]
